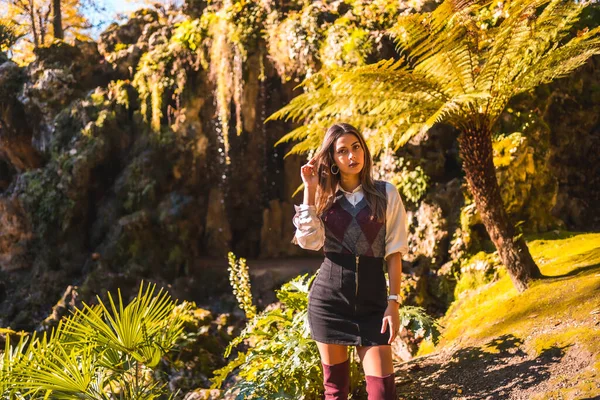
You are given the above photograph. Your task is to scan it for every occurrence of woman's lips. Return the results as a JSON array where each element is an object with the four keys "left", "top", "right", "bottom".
[{"left": 349, "top": 162, "right": 359, "bottom": 167}]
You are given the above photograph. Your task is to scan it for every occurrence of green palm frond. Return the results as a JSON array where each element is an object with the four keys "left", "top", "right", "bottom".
[
  {"left": 63, "top": 283, "right": 185, "bottom": 368},
  {"left": 269, "top": 0, "right": 600, "bottom": 157},
  {"left": 0, "top": 333, "right": 30, "bottom": 398},
  {"left": 1, "top": 282, "right": 190, "bottom": 399},
  {"left": 14, "top": 338, "right": 101, "bottom": 398}
]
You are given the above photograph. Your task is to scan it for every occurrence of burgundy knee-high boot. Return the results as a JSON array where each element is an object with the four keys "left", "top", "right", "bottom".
[
  {"left": 365, "top": 374, "right": 397, "bottom": 400},
  {"left": 322, "top": 359, "right": 350, "bottom": 400}
]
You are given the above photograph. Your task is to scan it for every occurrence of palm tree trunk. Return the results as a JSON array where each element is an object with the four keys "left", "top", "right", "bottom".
[
  {"left": 457, "top": 123, "right": 542, "bottom": 292},
  {"left": 52, "top": 0, "right": 63, "bottom": 40}
]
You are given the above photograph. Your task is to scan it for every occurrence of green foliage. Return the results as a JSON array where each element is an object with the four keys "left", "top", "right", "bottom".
[
  {"left": 269, "top": 0, "right": 600, "bottom": 157},
  {"left": 392, "top": 159, "right": 429, "bottom": 204},
  {"left": 222, "top": 0, "right": 267, "bottom": 54},
  {"left": 227, "top": 252, "right": 257, "bottom": 319},
  {"left": 107, "top": 80, "right": 132, "bottom": 110},
  {"left": 113, "top": 42, "right": 129, "bottom": 52},
  {"left": 492, "top": 131, "right": 527, "bottom": 168},
  {"left": 0, "top": 282, "right": 191, "bottom": 399},
  {"left": 320, "top": 19, "right": 374, "bottom": 69},
  {"left": 393, "top": 161, "right": 429, "bottom": 204},
  {"left": 398, "top": 306, "right": 442, "bottom": 344},
  {"left": 212, "top": 274, "right": 325, "bottom": 399},
  {"left": 172, "top": 17, "right": 212, "bottom": 69},
  {"left": 132, "top": 38, "right": 194, "bottom": 132},
  {"left": 347, "top": 0, "right": 425, "bottom": 30},
  {"left": 373, "top": 149, "right": 430, "bottom": 203},
  {"left": 202, "top": 0, "right": 268, "bottom": 164}
]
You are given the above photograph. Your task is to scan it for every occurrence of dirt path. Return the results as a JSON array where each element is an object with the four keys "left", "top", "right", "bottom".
[{"left": 393, "top": 334, "right": 599, "bottom": 400}]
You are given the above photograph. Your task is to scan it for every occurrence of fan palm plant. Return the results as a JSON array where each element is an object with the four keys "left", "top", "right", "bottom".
[
  {"left": 0, "top": 282, "right": 191, "bottom": 399},
  {"left": 269, "top": 0, "right": 600, "bottom": 292}
]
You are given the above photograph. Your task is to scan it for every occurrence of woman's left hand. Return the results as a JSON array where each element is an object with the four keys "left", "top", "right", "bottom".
[{"left": 381, "top": 304, "right": 400, "bottom": 344}]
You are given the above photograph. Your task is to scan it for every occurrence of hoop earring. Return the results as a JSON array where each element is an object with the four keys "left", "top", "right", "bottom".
[{"left": 331, "top": 164, "right": 339, "bottom": 175}]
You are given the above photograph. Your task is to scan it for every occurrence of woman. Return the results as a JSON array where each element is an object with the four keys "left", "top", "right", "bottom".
[{"left": 292, "top": 123, "right": 408, "bottom": 400}]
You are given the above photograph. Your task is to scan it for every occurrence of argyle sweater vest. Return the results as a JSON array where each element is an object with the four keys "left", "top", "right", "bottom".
[{"left": 322, "top": 181, "right": 387, "bottom": 257}]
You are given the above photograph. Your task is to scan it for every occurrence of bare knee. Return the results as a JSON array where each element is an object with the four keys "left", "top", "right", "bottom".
[
  {"left": 357, "top": 345, "right": 394, "bottom": 377},
  {"left": 316, "top": 342, "right": 348, "bottom": 365}
]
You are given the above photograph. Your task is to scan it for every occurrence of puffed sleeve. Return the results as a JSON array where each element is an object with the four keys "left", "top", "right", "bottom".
[
  {"left": 385, "top": 182, "right": 409, "bottom": 260},
  {"left": 292, "top": 204, "right": 325, "bottom": 251}
]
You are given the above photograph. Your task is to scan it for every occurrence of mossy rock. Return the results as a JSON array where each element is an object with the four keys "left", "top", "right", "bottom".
[
  {"left": 492, "top": 130, "right": 560, "bottom": 233},
  {"left": 0, "top": 60, "right": 25, "bottom": 98},
  {"left": 15, "top": 87, "right": 131, "bottom": 239},
  {"left": 265, "top": 3, "right": 331, "bottom": 79},
  {"left": 98, "top": 8, "right": 159, "bottom": 54},
  {"left": 32, "top": 41, "right": 82, "bottom": 69},
  {"left": 453, "top": 251, "right": 504, "bottom": 297}
]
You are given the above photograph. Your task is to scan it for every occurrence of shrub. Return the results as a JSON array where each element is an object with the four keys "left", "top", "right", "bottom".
[{"left": 0, "top": 282, "right": 191, "bottom": 399}]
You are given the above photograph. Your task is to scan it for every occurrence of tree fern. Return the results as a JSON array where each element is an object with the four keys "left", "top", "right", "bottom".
[{"left": 271, "top": 0, "right": 600, "bottom": 153}]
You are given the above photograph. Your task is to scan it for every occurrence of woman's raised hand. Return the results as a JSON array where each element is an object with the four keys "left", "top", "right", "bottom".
[{"left": 300, "top": 158, "right": 319, "bottom": 189}]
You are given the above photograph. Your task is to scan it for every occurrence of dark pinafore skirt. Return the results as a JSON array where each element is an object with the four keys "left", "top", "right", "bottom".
[{"left": 307, "top": 252, "right": 389, "bottom": 346}]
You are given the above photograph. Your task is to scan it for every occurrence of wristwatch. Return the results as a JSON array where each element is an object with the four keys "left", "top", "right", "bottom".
[{"left": 387, "top": 294, "right": 400, "bottom": 304}]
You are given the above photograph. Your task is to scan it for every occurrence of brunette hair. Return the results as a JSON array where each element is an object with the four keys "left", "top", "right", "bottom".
[{"left": 313, "top": 123, "right": 386, "bottom": 221}]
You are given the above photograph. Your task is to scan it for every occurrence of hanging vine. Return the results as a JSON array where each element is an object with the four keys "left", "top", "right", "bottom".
[{"left": 204, "top": 0, "right": 268, "bottom": 165}]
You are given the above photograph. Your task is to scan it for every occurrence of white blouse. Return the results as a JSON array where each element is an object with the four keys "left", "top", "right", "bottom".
[{"left": 292, "top": 182, "right": 409, "bottom": 260}]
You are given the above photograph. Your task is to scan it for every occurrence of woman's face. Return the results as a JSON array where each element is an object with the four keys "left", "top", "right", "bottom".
[{"left": 332, "top": 133, "right": 364, "bottom": 176}]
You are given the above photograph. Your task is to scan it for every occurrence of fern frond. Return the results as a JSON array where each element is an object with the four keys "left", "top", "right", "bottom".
[
  {"left": 274, "top": 125, "right": 311, "bottom": 147},
  {"left": 513, "top": 25, "right": 600, "bottom": 93}
]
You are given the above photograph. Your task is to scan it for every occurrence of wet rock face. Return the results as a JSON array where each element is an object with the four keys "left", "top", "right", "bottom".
[
  {"left": 545, "top": 57, "right": 600, "bottom": 230},
  {"left": 407, "top": 201, "right": 449, "bottom": 268},
  {"left": 19, "top": 41, "right": 113, "bottom": 153},
  {"left": 0, "top": 60, "right": 41, "bottom": 172},
  {"left": 0, "top": 160, "right": 13, "bottom": 191},
  {"left": 98, "top": 9, "right": 161, "bottom": 79},
  {"left": 260, "top": 199, "right": 306, "bottom": 258},
  {"left": 98, "top": 9, "right": 159, "bottom": 54},
  {"left": 0, "top": 197, "right": 33, "bottom": 272}
]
